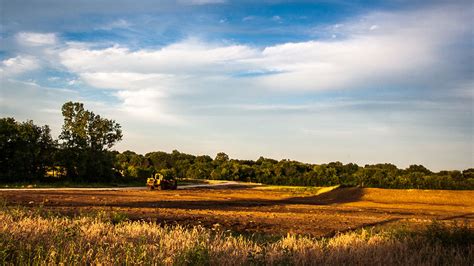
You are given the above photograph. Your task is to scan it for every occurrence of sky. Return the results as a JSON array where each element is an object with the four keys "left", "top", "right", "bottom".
[{"left": 0, "top": 0, "right": 472, "bottom": 171}]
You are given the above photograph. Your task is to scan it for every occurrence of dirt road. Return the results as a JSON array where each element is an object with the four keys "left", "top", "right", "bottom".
[
  {"left": 0, "top": 181, "right": 245, "bottom": 191},
  {"left": 1, "top": 186, "right": 472, "bottom": 236}
]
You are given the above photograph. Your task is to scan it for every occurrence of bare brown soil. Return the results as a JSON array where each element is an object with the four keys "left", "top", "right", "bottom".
[{"left": 1, "top": 186, "right": 473, "bottom": 237}]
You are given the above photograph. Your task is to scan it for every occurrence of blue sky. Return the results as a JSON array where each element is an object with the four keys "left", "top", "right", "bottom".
[{"left": 0, "top": 0, "right": 472, "bottom": 170}]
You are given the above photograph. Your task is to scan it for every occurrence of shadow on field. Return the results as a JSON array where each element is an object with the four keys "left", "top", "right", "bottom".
[
  {"left": 28, "top": 187, "right": 365, "bottom": 210},
  {"left": 3, "top": 187, "right": 366, "bottom": 211},
  {"left": 283, "top": 187, "right": 364, "bottom": 205}
]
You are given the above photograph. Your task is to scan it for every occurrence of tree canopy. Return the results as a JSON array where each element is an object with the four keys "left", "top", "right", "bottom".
[
  {"left": 0, "top": 118, "right": 55, "bottom": 182},
  {"left": 0, "top": 102, "right": 473, "bottom": 189},
  {"left": 58, "top": 102, "right": 122, "bottom": 181},
  {"left": 59, "top": 102, "right": 122, "bottom": 151}
]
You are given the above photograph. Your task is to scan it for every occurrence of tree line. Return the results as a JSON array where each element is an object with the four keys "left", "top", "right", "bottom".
[
  {"left": 115, "top": 150, "right": 474, "bottom": 190},
  {"left": 1, "top": 102, "right": 473, "bottom": 189},
  {"left": 1, "top": 102, "right": 122, "bottom": 183}
]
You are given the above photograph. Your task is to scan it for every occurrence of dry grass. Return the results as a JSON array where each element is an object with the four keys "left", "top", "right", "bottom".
[
  {"left": 0, "top": 206, "right": 472, "bottom": 265},
  {"left": 1, "top": 187, "right": 473, "bottom": 237}
]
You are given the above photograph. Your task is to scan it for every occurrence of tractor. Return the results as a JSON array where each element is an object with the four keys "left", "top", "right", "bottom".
[{"left": 146, "top": 172, "right": 178, "bottom": 190}]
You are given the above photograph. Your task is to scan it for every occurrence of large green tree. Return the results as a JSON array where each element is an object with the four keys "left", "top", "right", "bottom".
[
  {"left": 0, "top": 118, "right": 55, "bottom": 182},
  {"left": 58, "top": 102, "right": 122, "bottom": 181}
]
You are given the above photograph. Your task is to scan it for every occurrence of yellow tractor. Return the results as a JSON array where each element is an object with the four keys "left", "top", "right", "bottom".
[{"left": 146, "top": 173, "right": 178, "bottom": 190}]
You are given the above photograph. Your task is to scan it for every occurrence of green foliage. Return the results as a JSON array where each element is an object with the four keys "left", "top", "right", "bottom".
[
  {"left": 422, "top": 221, "right": 474, "bottom": 247},
  {"left": 58, "top": 102, "right": 122, "bottom": 181},
  {"left": 110, "top": 212, "right": 129, "bottom": 225},
  {"left": 160, "top": 168, "right": 176, "bottom": 180},
  {"left": 59, "top": 102, "right": 122, "bottom": 150},
  {"left": 0, "top": 118, "right": 55, "bottom": 182},
  {"left": 177, "top": 244, "right": 210, "bottom": 266}
]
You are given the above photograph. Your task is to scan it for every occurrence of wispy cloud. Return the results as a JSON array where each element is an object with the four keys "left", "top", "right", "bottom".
[
  {"left": 97, "top": 19, "right": 132, "bottom": 30},
  {"left": 16, "top": 32, "right": 57, "bottom": 46},
  {"left": 57, "top": 6, "right": 469, "bottom": 94},
  {"left": 0, "top": 56, "right": 39, "bottom": 77}
]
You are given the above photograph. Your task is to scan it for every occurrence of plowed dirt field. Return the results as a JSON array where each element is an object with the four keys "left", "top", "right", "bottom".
[{"left": 1, "top": 186, "right": 472, "bottom": 236}]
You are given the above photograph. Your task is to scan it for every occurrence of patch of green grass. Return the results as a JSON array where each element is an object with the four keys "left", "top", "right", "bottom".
[
  {"left": 110, "top": 212, "right": 129, "bottom": 225},
  {"left": 177, "top": 244, "right": 210, "bottom": 266},
  {"left": 421, "top": 220, "right": 474, "bottom": 247}
]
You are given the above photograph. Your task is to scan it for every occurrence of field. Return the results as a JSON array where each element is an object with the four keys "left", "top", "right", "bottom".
[
  {"left": 1, "top": 185, "right": 473, "bottom": 237},
  {"left": 1, "top": 185, "right": 473, "bottom": 265}
]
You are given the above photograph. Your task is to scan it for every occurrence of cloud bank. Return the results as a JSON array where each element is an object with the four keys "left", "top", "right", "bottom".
[{"left": 1, "top": 3, "right": 472, "bottom": 170}]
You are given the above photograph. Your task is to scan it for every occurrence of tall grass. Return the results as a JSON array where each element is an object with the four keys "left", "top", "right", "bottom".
[{"left": 0, "top": 206, "right": 472, "bottom": 265}]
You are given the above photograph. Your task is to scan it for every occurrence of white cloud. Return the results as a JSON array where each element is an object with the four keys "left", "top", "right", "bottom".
[
  {"left": 253, "top": 34, "right": 437, "bottom": 90},
  {"left": 59, "top": 41, "right": 258, "bottom": 75},
  {"left": 0, "top": 56, "right": 39, "bottom": 77},
  {"left": 50, "top": 6, "right": 471, "bottom": 129},
  {"left": 58, "top": 40, "right": 260, "bottom": 124},
  {"left": 58, "top": 7, "right": 468, "bottom": 93},
  {"left": 67, "top": 79, "right": 79, "bottom": 85},
  {"left": 115, "top": 89, "right": 183, "bottom": 124},
  {"left": 251, "top": 7, "right": 467, "bottom": 91},
  {"left": 369, "top": 24, "right": 378, "bottom": 30},
  {"left": 16, "top": 32, "right": 57, "bottom": 46},
  {"left": 79, "top": 72, "right": 172, "bottom": 90}
]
